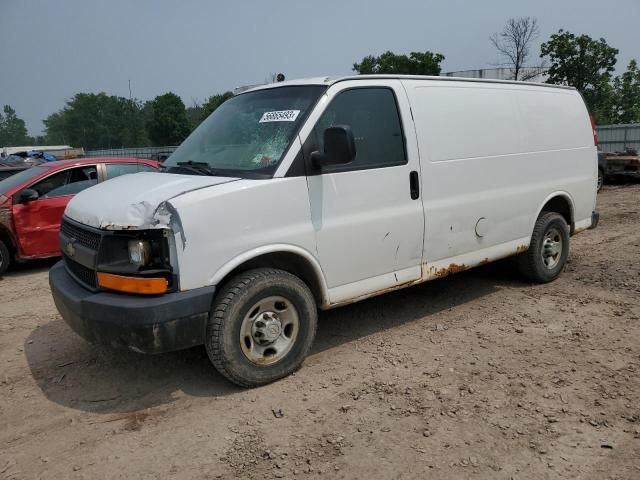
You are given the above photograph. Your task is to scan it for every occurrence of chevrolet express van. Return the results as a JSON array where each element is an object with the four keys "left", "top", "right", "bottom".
[{"left": 49, "top": 75, "right": 599, "bottom": 387}]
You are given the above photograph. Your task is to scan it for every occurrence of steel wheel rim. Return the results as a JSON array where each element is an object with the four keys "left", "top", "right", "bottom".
[
  {"left": 240, "top": 296, "right": 300, "bottom": 365},
  {"left": 541, "top": 227, "right": 563, "bottom": 270}
]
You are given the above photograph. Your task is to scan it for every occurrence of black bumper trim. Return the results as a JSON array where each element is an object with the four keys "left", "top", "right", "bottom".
[{"left": 49, "top": 261, "right": 215, "bottom": 354}]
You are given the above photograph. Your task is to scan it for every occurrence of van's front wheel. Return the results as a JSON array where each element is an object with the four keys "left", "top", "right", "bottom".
[
  {"left": 518, "top": 212, "right": 570, "bottom": 283},
  {"left": 205, "top": 268, "right": 317, "bottom": 388}
]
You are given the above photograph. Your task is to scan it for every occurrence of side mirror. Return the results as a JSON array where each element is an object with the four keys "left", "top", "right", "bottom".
[
  {"left": 17, "top": 188, "right": 39, "bottom": 203},
  {"left": 311, "top": 125, "right": 356, "bottom": 167}
]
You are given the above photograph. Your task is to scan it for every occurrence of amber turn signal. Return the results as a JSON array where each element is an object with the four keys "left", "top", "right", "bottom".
[{"left": 97, "top": 272, "right": 168, "bottom": 295}]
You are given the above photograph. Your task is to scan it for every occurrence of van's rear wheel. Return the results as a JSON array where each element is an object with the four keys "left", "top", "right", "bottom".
[
  {"left": 205, "top": 268, "right": 317, "bottom": 387},
  {"left": 597, "top": 168, "right": 604, "bottom": 192},
  {"left": 0, "top": 239, "right": 11, "bottom": 276},
  {"left": 518, "top": 212, "right": 570, "bottom": 283}
]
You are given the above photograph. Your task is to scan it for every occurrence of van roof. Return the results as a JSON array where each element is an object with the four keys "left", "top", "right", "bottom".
[{"left": 242, "top": 75, "right": 575, "bottom": 94}]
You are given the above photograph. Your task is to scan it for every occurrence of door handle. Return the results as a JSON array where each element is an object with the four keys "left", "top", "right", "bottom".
[{"left": 409, "top": 171, "right": 420, "bottom": 200}]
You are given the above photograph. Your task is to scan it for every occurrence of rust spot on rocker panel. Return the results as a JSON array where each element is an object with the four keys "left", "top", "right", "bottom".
[
  {"left": 516, "top": 244, "right": 529, "bottom": 253},
  {"left": 327, "top": 277, "right": 422, "bottom": 309},
  {"left": 431, "top": 263, "right": 468, "bottom": 279},
  {"left": 478, "top": 257, "right": 490, "bottom": 266}
]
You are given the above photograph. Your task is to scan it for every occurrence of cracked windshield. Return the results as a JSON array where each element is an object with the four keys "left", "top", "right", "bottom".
[{"left": 164, "top": 85, "right": 326, "bottom": 177}]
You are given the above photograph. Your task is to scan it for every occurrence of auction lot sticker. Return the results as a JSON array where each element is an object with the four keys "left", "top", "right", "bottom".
[{"left": 259, "top": 110, "right": 300, "bottom": 122}]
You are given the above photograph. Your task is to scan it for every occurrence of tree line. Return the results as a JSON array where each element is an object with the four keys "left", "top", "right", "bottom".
[
  {"left": 0, "top": 90, "right": 235, "bottom": 150},
  {"left": 1, "top": 19, "right": 638, "bottom": 150}
]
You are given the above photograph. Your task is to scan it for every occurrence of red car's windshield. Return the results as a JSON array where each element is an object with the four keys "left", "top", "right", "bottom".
[{"left": 0, "top": 166, "right": 48, "bottom": 196}]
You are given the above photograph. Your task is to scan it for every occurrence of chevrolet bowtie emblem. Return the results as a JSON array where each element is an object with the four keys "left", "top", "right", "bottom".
[{"left": 65, "top": 238, "right": 76, "bottom": 257}]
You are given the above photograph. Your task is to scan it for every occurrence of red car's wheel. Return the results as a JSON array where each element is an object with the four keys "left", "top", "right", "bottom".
[{"left": 0, "top": 239, "right": 10, "bottom": 275}]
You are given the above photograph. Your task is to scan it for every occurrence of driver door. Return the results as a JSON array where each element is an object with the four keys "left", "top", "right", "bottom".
[
  {"left": 303, "top": 81, "right": 425, "bottom": 304},
  {"left": 12, "top": 165, "right": 98, "bottom": 257}
]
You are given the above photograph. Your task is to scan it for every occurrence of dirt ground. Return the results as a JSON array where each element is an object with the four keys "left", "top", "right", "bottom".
[{"left": 1, "top": 184, "right": 639, "bottom": 480}]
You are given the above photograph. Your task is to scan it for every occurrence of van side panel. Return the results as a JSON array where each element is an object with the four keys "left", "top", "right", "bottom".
[
  {"left": 514, "top": 88, "right": 597, "bottom": 228},
  {"left": 402, "top": 80, "right": 596, "bottom": 267}
]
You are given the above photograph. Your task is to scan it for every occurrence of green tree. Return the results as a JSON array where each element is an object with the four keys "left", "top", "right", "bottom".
[
  {"left": 353, "top": 51, "right": 445, "bottom": 75},
  {"left": 0, "top": 105, "right": 30, "bottom": 146},
  {"left": 186, "top": 103, "right": 205, "bottom": 129},
  {"left": 185, "top": 91, "right": 234, "bottom": 129},
  {"left": 540, "top": 30, "right": 618, "bottom": 122},
  {"left": 145, "top": 93, "right": 191, "bottom": 146},
  {"left": 43, "top": 93, "right": 147, "bottom": 149},
  {"left": 202, "top": 91, "right": 233, "bottom": 117},
  {"left": 612, "top": 60, "right": 640, "bottom": 124}
]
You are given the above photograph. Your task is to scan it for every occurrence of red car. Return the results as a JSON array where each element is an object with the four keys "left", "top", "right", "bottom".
[{"left": 0, "top": 157, "right": 159, "bottom": 274}]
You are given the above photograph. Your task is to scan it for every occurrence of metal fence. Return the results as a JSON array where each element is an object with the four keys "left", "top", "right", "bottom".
[
  {"left": 596, "top": 124, "right": 640, "bottom": 153},
  {"left": 85, "top": 146, "right": 178, "bottom": 161}
]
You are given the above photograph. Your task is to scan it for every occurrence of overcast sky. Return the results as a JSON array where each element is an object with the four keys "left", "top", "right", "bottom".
[{"left": 1, "top": 0, "right": 638, "bottom": 135}]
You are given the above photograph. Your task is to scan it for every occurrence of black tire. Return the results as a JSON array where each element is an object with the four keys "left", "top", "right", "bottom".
[
  {"left": 597, "top": 168, "right": 604, "bottom": 192},
  {"left": 205, "top": 268, "right": 318, "bottom": 388},
  {"left": 0, "top": 239, "right": 10, "bottom": 276},
  {"left": 518, "top": 212, "right": 570, "bottom": 283}
]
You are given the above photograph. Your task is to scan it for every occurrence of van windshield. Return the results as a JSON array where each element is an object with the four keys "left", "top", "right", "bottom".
[{"left": 164, "top": 85, "right": 326, "bottom": 178}]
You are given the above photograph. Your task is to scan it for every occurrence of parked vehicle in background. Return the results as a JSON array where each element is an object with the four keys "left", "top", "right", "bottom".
[
  {"left": 49, "top": 75, "right": 599, "bottom": 387},
  {"left": 0, "top": 166, "right": 30, "bottom": 181},
  {"left": 0, "top": 153, "right": 47, "bottom": 168},
  {"left": 0, "top": 157, "right": 158, "bottom": 274},
  {"left": 598, "top": 149, "right": 640, "bottom": 190},
  {"left": 598, "top": 150, "right": 606, "bottom": 191},
  {"left": 0, "top": 152, "right": 60, "bottom": 182},
  {"left": 1, "top": 145, "right": 85, "bottom": 160},
  {"left": 0, "top": 153, "right": 50, "bottom": 183}
]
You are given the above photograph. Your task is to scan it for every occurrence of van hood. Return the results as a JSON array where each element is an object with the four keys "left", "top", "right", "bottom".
[{"left": 65, "top": 172, "right": 239, "bottom": 230}]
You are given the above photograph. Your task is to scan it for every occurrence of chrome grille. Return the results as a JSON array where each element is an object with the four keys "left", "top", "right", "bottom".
[{"left": 60, "top": 219, "right": 101, "bottom": 250}]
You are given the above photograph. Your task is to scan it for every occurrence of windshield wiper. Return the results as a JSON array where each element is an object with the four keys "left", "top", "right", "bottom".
[{"left": 172, "top": 160, "right": 221, "bottom": 176}]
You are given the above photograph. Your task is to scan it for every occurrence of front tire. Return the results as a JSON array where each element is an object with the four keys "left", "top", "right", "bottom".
[
  {"left": 0, "top": 239, "right": 11, "bottom": 276},
  {"left": 205, "top": 268, "right": 318, "bottom": 388},
  {"left": 518, "top": 212, "right": 570, "bottom": 283}
]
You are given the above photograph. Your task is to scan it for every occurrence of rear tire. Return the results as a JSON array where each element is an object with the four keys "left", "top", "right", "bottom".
[
  {"left": 0, "top": 239, "right": 10, "bottom": 276},
  {"left": 597, "top": 168, "right": 604, "bottom": 192},
  {"left": 205, "top": 268, "right": 318, "bottom": 388},
  {"left": 518, "top": 212, "right": 570, "bottom": 283}
]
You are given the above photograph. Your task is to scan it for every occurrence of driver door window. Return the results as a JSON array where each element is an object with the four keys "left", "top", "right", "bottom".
[
  {"left": 312, "top": 88, "right": 406, "bottom": 172},
  {"left": 31, "top": 166, "right": 98, "bottom": 198}
]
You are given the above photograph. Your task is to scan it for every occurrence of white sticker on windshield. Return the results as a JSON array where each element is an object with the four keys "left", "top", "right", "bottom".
[{"left": 259, "top": 110, "right": 301, "bottom": 123}]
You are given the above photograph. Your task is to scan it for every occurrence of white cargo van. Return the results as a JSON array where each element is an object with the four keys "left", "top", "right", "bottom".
[{"left": 50, "top": 75, "right": 599, "bottom": 387}]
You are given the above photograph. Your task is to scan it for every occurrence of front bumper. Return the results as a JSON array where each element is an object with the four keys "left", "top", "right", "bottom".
[{"left": 49, "top": 261, "right": 215, "bottom": 354}]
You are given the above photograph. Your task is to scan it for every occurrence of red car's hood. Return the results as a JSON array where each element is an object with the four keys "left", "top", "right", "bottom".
[{"left": 65, "top": 172, "right": 239, "bottom": 230}]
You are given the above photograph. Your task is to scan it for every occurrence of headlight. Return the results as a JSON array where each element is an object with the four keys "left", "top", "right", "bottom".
[
  {"left": 97, "top": 229, "right": 176, "bottom": 293},
  {"left": 128, "top": 239, "right": 152, "bottom": 266}
]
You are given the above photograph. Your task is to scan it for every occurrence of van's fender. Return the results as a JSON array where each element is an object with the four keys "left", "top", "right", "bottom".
[
  {"left": 208, "top": 244, "right": 330, "bottom": 307},
  {"left": 532, "top": 190, "right": 575, "bottom": 233}
]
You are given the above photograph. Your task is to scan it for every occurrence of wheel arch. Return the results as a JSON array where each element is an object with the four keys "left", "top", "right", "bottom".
[
  {"left": 209, "top": 245, "right": 330, "bottom": 307},
  {"left": 534, "top": 192, "right": 575, "bottom": 234},
  {"left": 0, "top": 224, "right": 17, "bottom": 255}
]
